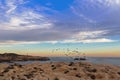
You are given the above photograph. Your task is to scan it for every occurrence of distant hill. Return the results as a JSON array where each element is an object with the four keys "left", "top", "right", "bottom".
[
  {"left": 0, "top": 53, "right": 50, "bottom": 62},
  {"left": 0, "top": 53, "right": 20, "bottom": 56}
]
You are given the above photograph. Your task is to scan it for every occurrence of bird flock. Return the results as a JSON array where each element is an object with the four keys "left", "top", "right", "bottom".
[{"left": 51, "top": 47, "right": 86, "bottom": 61}]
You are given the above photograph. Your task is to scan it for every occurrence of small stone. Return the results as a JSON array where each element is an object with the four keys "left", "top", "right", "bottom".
[
  {"left": 75, "top": 74, "right": 81, "bottom": 78},
  {"left": 54, "top": 77, "right": 59, "bottom": 80},
  {"left": 117, "top": 72, "right": 120, "bottom": 75},
  {"left": 73, "top": 68, "right": 77, "bottom": 70},
  {"left": 68, "top": 62, "right": 74, "bottom": 66},
  {"left": 64, "top": 70, "right": 69, "bottom": 74},
  {"left": 90, "top": 75, "right": 96, "bottom": 79}
]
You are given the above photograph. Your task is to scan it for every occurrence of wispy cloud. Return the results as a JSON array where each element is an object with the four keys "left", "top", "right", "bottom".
[
  {"left": 5, "top": 0, "right": 27, "bottom": 14},
  {"left": 0, "top": 40, "right": 58, "bottom": 45},
  {"left": 71, "top": 6, "right": 96, "bottom": 24},
  {"left": 73, "top": 30, "right": 107, "bottom": 39},
  {"left": 0, "top": 0, "right": 53, "bottom": 31},
  {"left": 62, "top": 30, "right": 116, "bottom": 43},
  {"left": 0, "top": 30, "right": 116, "bottom": 44},
  {"left": 1, "top": 11, "right": 53, "bottom": 30},
  {"left": 70, "top": 0, "right": 120, "bottom": 41},
  {"left": 0, "top": 0, "right": 119, "bottom": 45},
  {"left": 0, "top": 40, "right": 40, "bottom": 45},
  {"left": 62, "top": 38, "right": 115, "bottom": 43}
]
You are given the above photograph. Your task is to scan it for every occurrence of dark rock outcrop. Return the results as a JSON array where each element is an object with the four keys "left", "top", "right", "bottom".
[{"left": 0, "top": 53, "right": 50, "bottom": 62}]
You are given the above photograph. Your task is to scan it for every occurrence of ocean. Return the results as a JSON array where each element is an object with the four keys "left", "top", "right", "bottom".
[
  {"left": 50, "top": 57, "right": 120, "bottom": 66},
  {"left": 8, "top": 57, "right": 120, "bottom": 66}
]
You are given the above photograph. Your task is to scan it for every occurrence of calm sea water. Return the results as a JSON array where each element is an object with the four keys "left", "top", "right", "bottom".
[
  {"left": 50, "top": 57, "right": 120, "bottom": 66},
  {"left": 8, "top": 57, "right": 120, "bottom": 66}
]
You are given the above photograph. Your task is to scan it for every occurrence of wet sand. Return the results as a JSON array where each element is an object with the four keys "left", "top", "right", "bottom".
[{"left": 0, "top": 62, "right": 120, "bottom": 80}]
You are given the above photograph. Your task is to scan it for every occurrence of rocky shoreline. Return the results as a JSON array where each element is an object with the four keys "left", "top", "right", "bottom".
[
  {"left": 0, "top": 53, "right": 50, "bottom": 62},
  {"left": 0, "top": 62, "right": 120, "bottom": 80}
]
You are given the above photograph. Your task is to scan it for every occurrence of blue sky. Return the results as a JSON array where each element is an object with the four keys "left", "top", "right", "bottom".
[{"left": 0, "top": 0, "right": 120, "bottom": 57}]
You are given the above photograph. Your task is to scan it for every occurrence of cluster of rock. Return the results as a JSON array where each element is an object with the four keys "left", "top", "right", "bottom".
[
  {"left": 0, "top": 62, "right": 120, "bottom": 80},
  {"left": 0, "top": 53, "right": 50, "bottom": 62}
]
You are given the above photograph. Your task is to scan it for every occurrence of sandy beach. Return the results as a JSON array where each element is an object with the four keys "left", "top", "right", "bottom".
[{"left": 0, "top": 62, "right": 120, "bottom": 80}]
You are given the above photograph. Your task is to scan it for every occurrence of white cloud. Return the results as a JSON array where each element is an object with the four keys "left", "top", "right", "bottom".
[
  {"left": 62, "top": 38, "right": 116, "bottom": 43},
  {"left": 61, "top": 30, "right": 116, "bottom": 43},
  {"left": 71, "top": 0, "right": 120, "bottom": 23},
  {"left": 101, "top": 0, "right": 120, "bottom": 6},
  {"left": 0, "top": 0, "right": 119, "bottom": 44},
  {"left": 5, "top": 0, "right": 26, "bottom": 14},
  {"left": 0, "top": 11, "right": 53, "bottom": 30},
  {"left": 78, "top": 0, "right": 120, "bottom": 7},
  {"left": 6, "top": 0, "right": 16, "bottom": 14},
  {"left": 0, "top": 40, "right": 58, "bottom": 45},
  {"left": 0, "top": 41, "right": 40, "bottom": 45},
  {"left": 0, "top": 38, "right": 115, "bottom": 45},
  {"left": 73, "top": 30, "right": 107, "bottom": 39},
  {"left": 0, "top": 29, "right": 115, "bottom": 44},
  {"left": 6, "top": 4, "right": 16, "bottom": 14},
  {"left": 0, "top": 0, "right": 53, "bottom": 31},
  {"left": 71, "top": 6, "right": 96, "bottom": 23}
]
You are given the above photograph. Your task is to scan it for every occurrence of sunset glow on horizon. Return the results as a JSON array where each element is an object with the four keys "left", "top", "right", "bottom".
[{"left": 0, "top": 42, "right": 120, "bottom": 57}]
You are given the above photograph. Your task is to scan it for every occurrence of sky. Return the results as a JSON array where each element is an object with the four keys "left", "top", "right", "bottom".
[{"left": 0, "top": 0, "right": 120, "bottom": 57}]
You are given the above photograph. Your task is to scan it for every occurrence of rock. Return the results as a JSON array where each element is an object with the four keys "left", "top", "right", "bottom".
[
  {"left": 90, "top": 74, "right": 96, "bottom": 79},
  {"left": 68, "top": 62, "right": 74, "bottom": 66},
  {"left": 75, "top": 74, "right": 81, "bottom": 78},
  {"left": 118, "top": 72, "right": 120, "bottom": 75},
  {"left": 0, "top": 53, "right": 50, "bottom": 62},
  {"left": 64, "top": 70, "right": 69, "bottom": 74},
  {"left": 24, "top": 73, "right": 33, "bottom": 79},
  {"left": 0, "top": 73, "right": 4, "bottom": 76},
  {"left": 54, "top": 77, "right": 59, "bottom": 80},
  {"left": 73, "top": 68, "right": 77, "bottom": 70}
]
